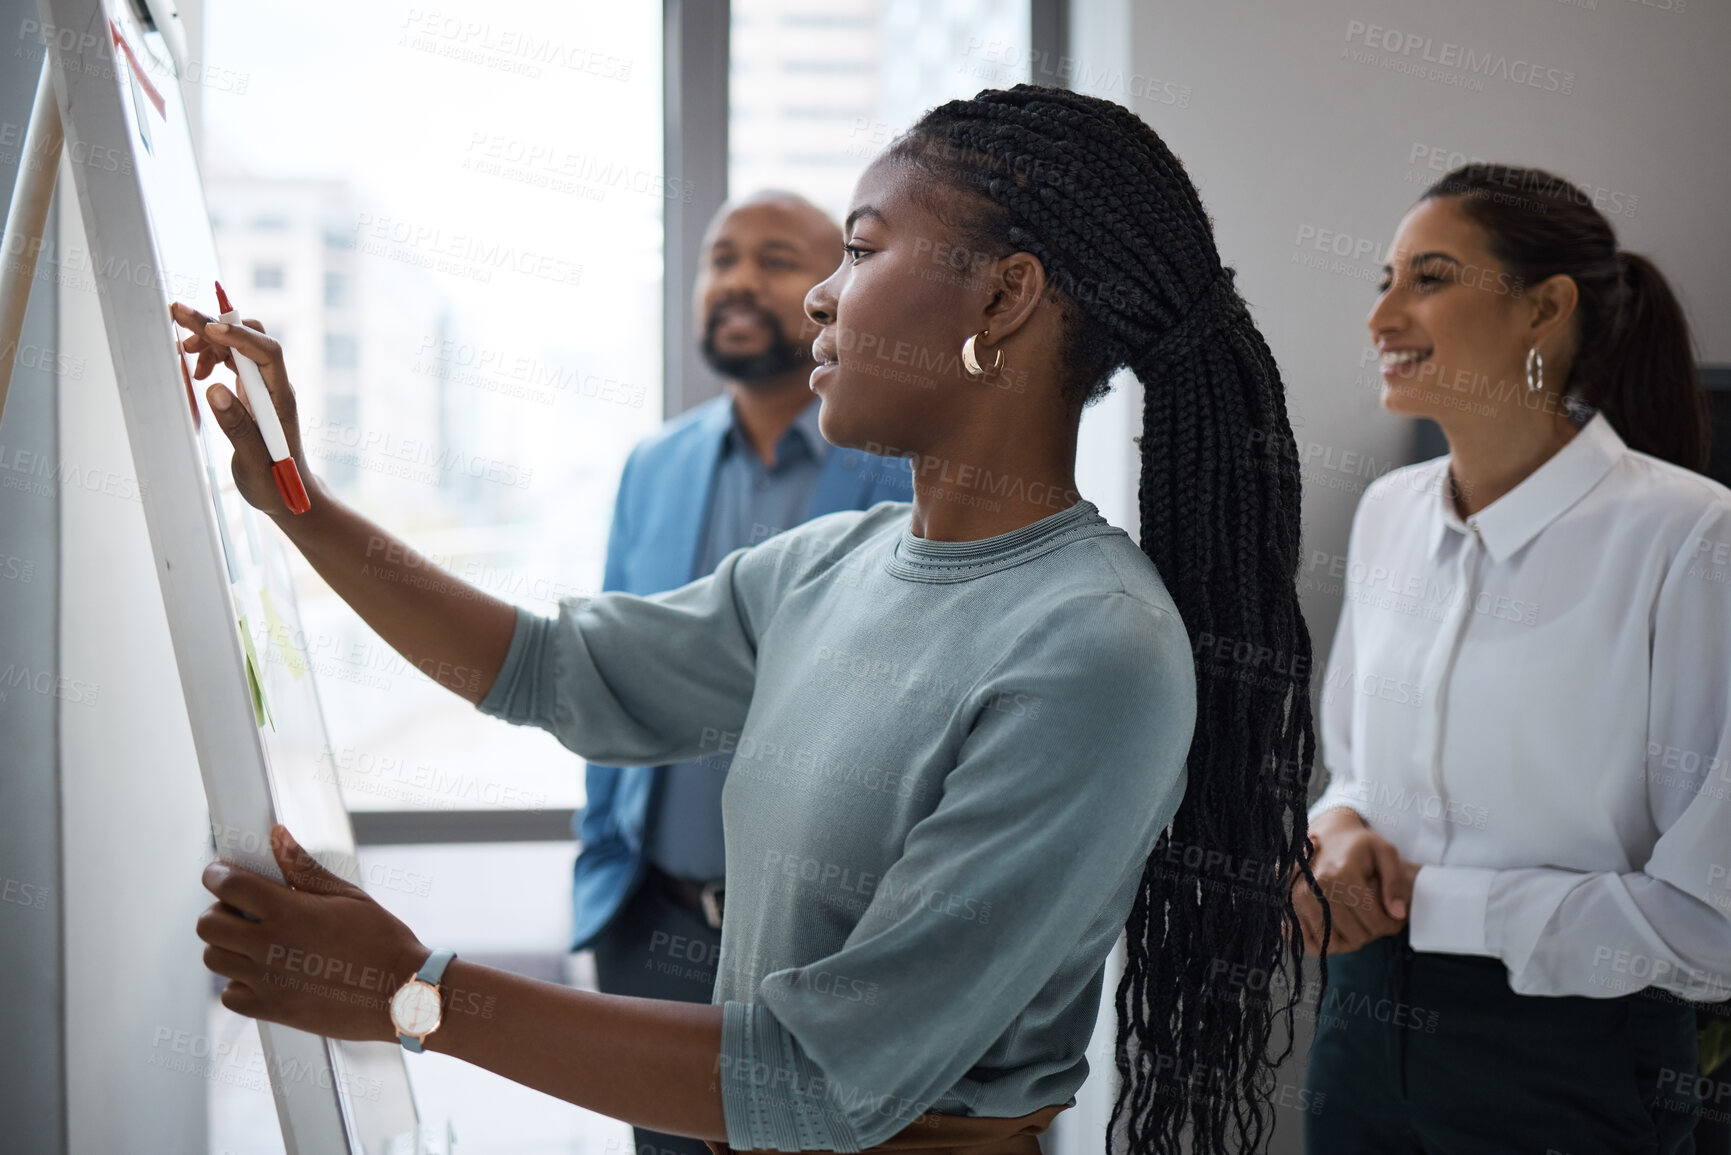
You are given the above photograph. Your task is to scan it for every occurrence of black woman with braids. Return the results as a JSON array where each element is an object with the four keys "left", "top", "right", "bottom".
[{"left": 180, "top": 86, "right": 1318, "bottom": 1155}]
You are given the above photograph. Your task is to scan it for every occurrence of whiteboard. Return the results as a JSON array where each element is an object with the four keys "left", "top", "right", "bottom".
[{"left": 40, "top": 0, "right": 420, "bottom": 1150}]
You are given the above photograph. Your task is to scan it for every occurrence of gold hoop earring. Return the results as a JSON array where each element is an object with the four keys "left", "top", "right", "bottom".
[
  {"left": 1526, "top": 346, "right": 1544, "bottom": 393},
  {"left": 961, "top": 330, "right": 1004, "bottom": 377}
]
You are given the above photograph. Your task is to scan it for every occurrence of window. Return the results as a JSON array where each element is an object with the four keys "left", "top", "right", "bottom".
[
  {"left": 780, "top": 59, "right": 875, "bottom": 73},
  {"left": 730, "top": 0, "right": 1032, "bottom": 222},
  {"left": 323, "top": 333, "right": 357, "bottom": 369},
  {"left": 201, "top": 4, "right": 667, "bottom": 1134},
  {"left": 320, "top": 392, "right": 359, "bottom": 489},
  {"left": 779, "top": 12, "right": 873, "bottom": 26},
  {"left": 205, "top": 2, "right": 663, "bottom": 827},
  {"left": 253, "top": 264, "right": 284, "bottom": 290}
]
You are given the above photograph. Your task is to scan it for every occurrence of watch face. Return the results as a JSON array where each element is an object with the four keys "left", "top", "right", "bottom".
[{"left": 391, "top": 980, "right": 442, "bottom": 1037}]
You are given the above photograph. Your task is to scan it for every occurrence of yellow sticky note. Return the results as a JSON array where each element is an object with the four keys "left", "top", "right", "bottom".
[
  {"left": 259, "top": 586, "right": 307, "bottom": 680},
  {"left": 237, "top": 614, "right": 274, "bottom": 730}
]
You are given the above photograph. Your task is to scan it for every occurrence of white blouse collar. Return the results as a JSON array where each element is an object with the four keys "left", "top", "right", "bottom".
[{"left": 1427, "top": 411, "right": 1626, "bottom": 564}]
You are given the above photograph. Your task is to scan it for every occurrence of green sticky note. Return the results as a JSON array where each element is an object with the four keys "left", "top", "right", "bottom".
[
  {"left": 237, "top": 614, "right": 274, "bottom": 730},
  {"left": 259, "top": 586, "right": 307, "bottom": 680}
]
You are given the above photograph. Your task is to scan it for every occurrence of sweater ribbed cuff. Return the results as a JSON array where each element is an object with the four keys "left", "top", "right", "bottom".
[{"left": 718, "top": 1001, "right": 862, "bottom": 1153}]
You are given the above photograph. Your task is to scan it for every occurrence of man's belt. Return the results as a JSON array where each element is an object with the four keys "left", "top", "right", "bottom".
[{"left": 649, "top": 864, "right": 724, "bottom": 929}]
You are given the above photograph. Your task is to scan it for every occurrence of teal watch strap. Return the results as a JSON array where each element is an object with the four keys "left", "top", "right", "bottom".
[
  {"left": 418, "top": 946, "right": 457, "bottom": 986},
  {"left": 397, "top": 947, "right": 457, "bottom": 1052}
]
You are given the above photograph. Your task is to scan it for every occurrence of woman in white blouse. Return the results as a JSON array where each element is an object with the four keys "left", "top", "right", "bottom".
[{"left": 1294, "top": 163, "right": 1731, "bottom": 1154}]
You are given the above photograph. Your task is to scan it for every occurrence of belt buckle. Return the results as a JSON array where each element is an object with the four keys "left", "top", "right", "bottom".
[{"left": 700, "top": 882, "right": 724, "bottom": 929}]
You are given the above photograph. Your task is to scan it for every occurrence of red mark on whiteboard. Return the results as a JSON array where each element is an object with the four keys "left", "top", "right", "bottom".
[
  {"left": 179, "top": 346, "right": 200, "bottom": 431},
  {"left": 110, "top": 20, "right": 166, "bottom": 120}
]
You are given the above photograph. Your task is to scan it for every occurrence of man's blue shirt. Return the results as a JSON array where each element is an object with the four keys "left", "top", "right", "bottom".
[{"left": 645, "top": 397, "right": 830, "bottom": 881}]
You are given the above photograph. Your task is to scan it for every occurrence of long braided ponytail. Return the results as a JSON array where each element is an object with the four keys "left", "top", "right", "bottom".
[{"left": 885, "top": 86, "right": 1321, "bottom": 1154}]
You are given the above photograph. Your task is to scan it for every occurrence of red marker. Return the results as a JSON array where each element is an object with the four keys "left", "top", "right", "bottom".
[{"left": 214, "top": 281, "right": 311, "bottom": 514}]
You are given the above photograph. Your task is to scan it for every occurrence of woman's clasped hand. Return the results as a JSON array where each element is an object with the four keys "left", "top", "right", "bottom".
[{"left": 1290, "top": 806, "right": 1422, "bottom": 955}]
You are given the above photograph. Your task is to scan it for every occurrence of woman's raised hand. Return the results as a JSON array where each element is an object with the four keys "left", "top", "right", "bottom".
[{"left": 171, "top": 301, "right": 316, "bottom": 518}]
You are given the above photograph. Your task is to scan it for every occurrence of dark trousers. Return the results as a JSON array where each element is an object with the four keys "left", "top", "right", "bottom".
[
  {"left": 1304, "top": 929, "right": 1701, "bottom": 1154},
  {"left": 591, "top": 874, "right": 724, "bottom": 1155}
]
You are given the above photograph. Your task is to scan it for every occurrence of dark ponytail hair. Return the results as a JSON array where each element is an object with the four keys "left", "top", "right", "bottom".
[
  {"left": 886, "top": 86, "right": 1320, "bottom": 1154},
  {"left": 1420, "top": 164, "right": 1709, "bottom": 472}
]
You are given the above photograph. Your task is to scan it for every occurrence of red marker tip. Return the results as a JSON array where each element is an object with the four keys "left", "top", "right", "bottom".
[
  {"left": 214, "top": 280, "right": 233, "bottom": 314},
  {"left": 271, "top": 458, "right": 312, "bottom": 516}
]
